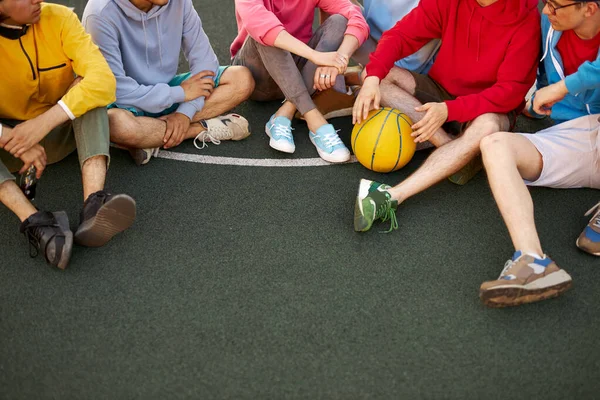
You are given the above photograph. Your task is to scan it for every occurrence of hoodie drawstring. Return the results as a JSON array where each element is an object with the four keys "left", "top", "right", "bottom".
[
  {"left": 155, "top": 17, "right": 163, "bottom": 67},
  {"left": 466, "top": 7, "right": 482, "bottom": 62},
  {"left": 540, "top": 27, "right": 553, "bottom": 62},
  {"left": 141, "top": 14, "right": 149, "bottom": 68},
  {"left": 466, "top": 6, "right": 475, "bottom": 49}
]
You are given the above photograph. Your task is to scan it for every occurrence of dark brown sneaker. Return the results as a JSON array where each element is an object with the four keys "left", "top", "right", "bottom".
[
  {"left": 74, "top": 191, "right": 136, "bottom": 247},
  {"left": 20, "top": 211, "right": 73, "bottom": 270},
  {"left": 294, "top": 87, "right": 357, "bottom": 120},
  {"left": 576, "top": 201, "right": 600, "bottom": 256},
  {"left": 480, "top": 251, "right": 572, "bottom": 307},
  {"left": 448, "top": 155, "right": 483, "bottom": 185}
]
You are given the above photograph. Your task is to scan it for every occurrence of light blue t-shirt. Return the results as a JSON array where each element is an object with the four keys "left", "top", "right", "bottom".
[{"left": 363, "top": 0, "right": 440, "bottom": 74}]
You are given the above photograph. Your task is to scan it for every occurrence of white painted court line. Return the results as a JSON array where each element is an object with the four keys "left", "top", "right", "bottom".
[{"left": 157, "top": 150, "right": 358, "bottom": 167}]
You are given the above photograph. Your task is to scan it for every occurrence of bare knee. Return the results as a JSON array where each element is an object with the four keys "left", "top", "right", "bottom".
[
  {"left": 220, "top": 66, "right": 256, "bottom": 101},
  {"left": 231, "top": 66, "right": 255, "bottom": 100},
  {"left": 480, "top": 131, "right": 512, "bottom": 155},
  {"left": 108, "top": 109, "right": 140, "bottom": 144},
  {"left": 462, "top": 113, "right": 507, "bottom": 147},
  {"left": 382, "top": 67, "right": 416, "bottom": 94}
]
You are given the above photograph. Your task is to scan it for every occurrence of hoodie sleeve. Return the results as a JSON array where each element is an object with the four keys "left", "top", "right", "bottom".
[
  {"left": 177, "top": 0, "right": 219, "bottom": 120},
  {"left": 58, "top": 10, "right": 116, "bottom": 119},
  {"left": 84, "top": 15, "right": 186, "bottom": 114},
  {"left": 445, "top": 18, "right": 541, "bottom": 123},
  {"left": 316, "top": 0, "right": 369, "bottom": 46},
  {"left": 564, "top": 58, "right": 600, "bottom": 95},
  {"left": 234, "top": 0, "right": 286, "bottom": 47},
  {"left": 366, "top": 0, "right": 443, "bottom": 80}
]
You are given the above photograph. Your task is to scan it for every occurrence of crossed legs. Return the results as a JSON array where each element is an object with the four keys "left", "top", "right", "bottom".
[{"left": 108, "top": 66, "right": 254, "bottom": 149}]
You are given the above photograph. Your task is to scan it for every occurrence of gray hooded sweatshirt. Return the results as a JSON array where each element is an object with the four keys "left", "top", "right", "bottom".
[{"left": 83, "top": 0, "right": 219, "bottom": 119}]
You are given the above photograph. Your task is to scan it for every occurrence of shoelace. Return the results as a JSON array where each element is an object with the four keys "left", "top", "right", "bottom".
[
  {"left": 498, "top": 258, "right": 515, "bottom": 279},
  {"left": 194, "top": 131, "right": 221, "bottom": 150},
  {"left": 374, "top": 199, "right": 398, "bottom": 233},
  {"left": 320, "top": 129, "right": 344, "bottom": 148},
  {"left": 25, "top": 225, "right": 64, "bottom": 264},
  {"left": 272, "top": 123, "right": 294, "bottom": 141},
  {"left": 584, "top": 201, "right": 600, "bottom": 229}
]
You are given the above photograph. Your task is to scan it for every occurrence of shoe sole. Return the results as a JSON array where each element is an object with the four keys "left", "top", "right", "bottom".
[
  {"left": 54, "top": 211, "right": 73, "bottom": 270},
  {"left": 74, "top": 195, "right": 136, "bottom": 247},
  {"left": 353, "top": 180, "right": 373, "bottom": 232},
  {"left": 480, "top": 270, "right": 573, "bottom": 307},
  {"left": 354, "top": 198, "right": 371, "bottom": 232},
  {"left": 575, "top": 237, "right": 600, "bottom": 256},
  {"left": 309, "top": 135, "right": 350, "bottom": 163},
  {"left": 265, "top": 126, "right": 295, "bottom": 154}
]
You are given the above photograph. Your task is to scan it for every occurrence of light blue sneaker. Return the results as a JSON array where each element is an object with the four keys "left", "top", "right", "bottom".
[
  {"left": 309, "top": 124, "right": 350, "bottom": 163},
  {"left": 265, "top": 115, "right": 295, "bottom": 153}
]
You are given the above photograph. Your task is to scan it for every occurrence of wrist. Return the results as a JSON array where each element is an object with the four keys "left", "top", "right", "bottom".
[{"left": 557, "top": 80, "right": 569, "bottom": 95}]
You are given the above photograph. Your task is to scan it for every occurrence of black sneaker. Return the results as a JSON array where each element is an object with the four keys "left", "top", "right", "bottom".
[
  {"left": 74, "top": 190, "right": 136, "bottom": 247},
  {"left": 20, "top": 211, "right": 73, "bottom": 270}
]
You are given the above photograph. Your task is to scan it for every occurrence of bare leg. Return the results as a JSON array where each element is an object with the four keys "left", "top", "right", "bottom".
[
  {"left": 480, "top": 132, "right": 545, "bottom": 255},
  {"left": 190, "top": 66, "right": 255, "bottom": 121},
  {"left": 81, "top": 155, "right": 107, "bottom": 201},
  {"left": 387, "top": 113, "right": 510, "bottom": 203},
  {"left": 0, "top": 180, "right": 37, "bottom": 222},
  {"left": 380, "top": 67, "right": 452, "bottom": 148},
  {"left": 109, "top": 67, "right": 255, "bottom": 149}
]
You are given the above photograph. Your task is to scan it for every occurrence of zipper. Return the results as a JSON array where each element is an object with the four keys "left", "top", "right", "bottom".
[
  {"left": 18, "top": 36, "right": 36, "bottom": 80},
  {"left": 38, "top": 63, "right": 66, "bottom": 72}
]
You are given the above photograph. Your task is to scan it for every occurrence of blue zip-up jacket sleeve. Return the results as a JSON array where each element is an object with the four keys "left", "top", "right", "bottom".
[
  {"left": 84, "top": 15, "right": 186, "bottom": 113},
  {"left": 175, "top": 0, "right": 219, "bottom": 120},
  {"left": 565, "top": 57, "right": 600, "bottom": 95}
]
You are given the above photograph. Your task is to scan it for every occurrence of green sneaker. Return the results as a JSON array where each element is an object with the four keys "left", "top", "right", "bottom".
[
  {"left": 448, "top": 155, "right": 483, "bottom": 185},
  {"left": 354, "top": 179, "right": 398, "bottom": 233}
]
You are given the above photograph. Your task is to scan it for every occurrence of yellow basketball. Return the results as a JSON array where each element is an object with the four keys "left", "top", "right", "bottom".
[{"left": 351, "top": 107, "right": 416, "bottom": 173}]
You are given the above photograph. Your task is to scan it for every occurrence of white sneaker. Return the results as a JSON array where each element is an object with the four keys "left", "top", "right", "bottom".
[
  {"left": 194, "top": 114, "right": 251, "bottom": 149},
  {"left": 265, "top": 114, "right": 295, "bottom": 153}
]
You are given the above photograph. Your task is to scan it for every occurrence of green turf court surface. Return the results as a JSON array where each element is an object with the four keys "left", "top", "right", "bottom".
[{"left": 1, "top": 1, "right": 599, "bottom": 398}]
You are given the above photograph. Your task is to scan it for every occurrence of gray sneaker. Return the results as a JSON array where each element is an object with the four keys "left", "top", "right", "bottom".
[
  {"left": 129, "top": 147, "right": 160, "bottom": 166},
  {"left": 576, "top": 201, "right": 600, "bottom": 256}
]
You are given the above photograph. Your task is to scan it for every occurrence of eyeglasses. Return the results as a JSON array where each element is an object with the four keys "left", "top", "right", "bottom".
[{"left": 542, "top": 0, "right": 590, "bottom": 15}]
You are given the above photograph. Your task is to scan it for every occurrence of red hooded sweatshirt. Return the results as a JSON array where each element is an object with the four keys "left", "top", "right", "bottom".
[{"left": 366, "top": 0, "right": 541, "bottom": 123}]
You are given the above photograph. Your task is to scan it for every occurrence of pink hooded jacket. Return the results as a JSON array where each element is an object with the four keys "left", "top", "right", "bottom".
[{"left": 231, "top": 0, "right": 369, "bottom": 58}]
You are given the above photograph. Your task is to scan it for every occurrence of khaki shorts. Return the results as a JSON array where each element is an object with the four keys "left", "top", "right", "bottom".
[
  {"left": 521, "top": 114, "right": 600, "bottom": 189},
  {"left": 0, "top": 108, "right": 110, "bottom": 184},
  {"left": 408, "top": 71, "right": 517, "bottom": 134}
]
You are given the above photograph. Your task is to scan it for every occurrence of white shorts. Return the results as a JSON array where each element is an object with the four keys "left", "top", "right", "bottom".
[{"left": 519, "top": 114, "right": 600, "bottom": 189}]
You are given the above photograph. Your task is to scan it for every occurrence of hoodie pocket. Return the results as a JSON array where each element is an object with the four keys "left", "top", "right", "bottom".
[{"left": 37, "top": 61, "right": 74, "bottom": 104}]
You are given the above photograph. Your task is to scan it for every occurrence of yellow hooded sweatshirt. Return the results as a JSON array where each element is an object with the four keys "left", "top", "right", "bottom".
[{"left": 0, "top": 3, "right": 116, "bottom": 121}]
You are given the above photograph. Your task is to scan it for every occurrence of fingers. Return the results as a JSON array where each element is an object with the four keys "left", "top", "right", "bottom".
[
  {"left": 194, "top": 70, "right": 216, "bottom": 80},
  {"left": 34, "top": 157, "right": 46, "bottom": 179},
  {"left": 163, "top": 119, "right": 174, "bottom": 145},
  {"left": 19, "top": 161, "right": 32, "bottom": 175},
  {"left": 374, "top": 90, "right": 381, "bottom": 111},
  {"left": 352, "top": 97, "right": 363, "bottom": 124},
  {"left": 362, "top": 95, "right": 371, "bottom": 123},
  {"left": 165, "top": 124, "right": 183, "bottom": 149}
]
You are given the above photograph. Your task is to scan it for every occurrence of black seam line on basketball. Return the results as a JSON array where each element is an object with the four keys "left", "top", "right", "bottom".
[
  {"left": 353, "top": 108, "right": 385, "bottom": 150},
  {"left": 390, "top": 114, "right": 403, "bottom": 173},
  {"left": 371, "top": 108, "right": 394, "bottom": 171}
]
